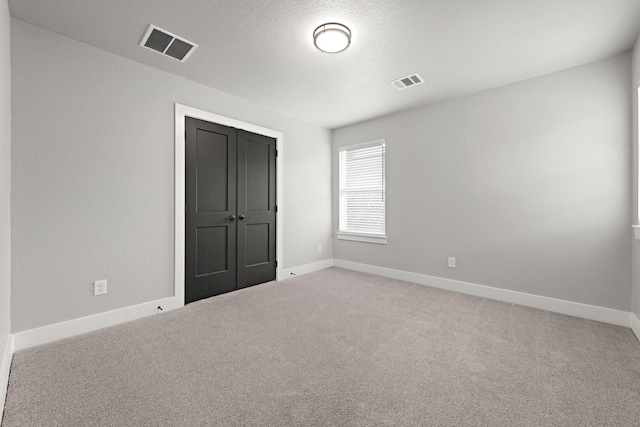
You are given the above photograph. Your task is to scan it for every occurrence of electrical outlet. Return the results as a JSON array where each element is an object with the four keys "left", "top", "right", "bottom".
[
  {"left": 318, "top": 244, "right": 322, "bottom": 253},
  {"left": 448, "top": 257, "right": 456, "bottom": 268},
  {"left": 94, "top": 279, "right": 107, "bottom": 296}
]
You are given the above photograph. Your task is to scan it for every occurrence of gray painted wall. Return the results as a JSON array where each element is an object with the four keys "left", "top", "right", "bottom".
[
  {"left": 333, "top": 54, "right": 632, "bottom": 311},
  {"left": 11, "top": 20, "right": 332, "bottom": 332},
  {"left": 0, "top": 0, "right": 10, "bottom": 353},
  {"left": 632, "top": 36, "right": 640, "bottom": 320}
]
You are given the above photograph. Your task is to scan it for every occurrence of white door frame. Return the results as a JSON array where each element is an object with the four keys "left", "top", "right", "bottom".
[{"left": 174, "top": 103, "right": 284, "bottom": 308}]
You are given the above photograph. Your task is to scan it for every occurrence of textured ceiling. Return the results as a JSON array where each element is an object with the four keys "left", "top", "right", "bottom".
[{"left": 9, "top": 0, "right": 640, "bottom": 129}]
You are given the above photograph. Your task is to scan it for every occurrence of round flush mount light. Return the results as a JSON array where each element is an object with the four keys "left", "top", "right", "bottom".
[{"left": 313, "top": 23, "right": 351, "bottom": 53}]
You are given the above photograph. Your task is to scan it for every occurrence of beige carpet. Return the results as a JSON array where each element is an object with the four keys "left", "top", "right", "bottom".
[{"left": 3, "top": 267, "right": 640, "bottom": 426}]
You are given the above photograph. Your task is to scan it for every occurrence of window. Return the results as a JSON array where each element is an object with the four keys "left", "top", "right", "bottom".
[{"left": 338, "top": 140, "right": 387, "bottom": 244}]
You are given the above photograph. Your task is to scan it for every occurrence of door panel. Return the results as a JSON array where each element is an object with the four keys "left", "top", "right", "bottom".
[
  {"left": 196, "top": 129, "right": 230, "bottom": 212},
  {"left": 245, "top": 223, "right": 270, "bottom": 266},
  {"left": 237, "top": 130, "right": 276, "bottom": 289},
  {"left": 185, "top": 118, "right": 237, "bottom": 304},
  {"left": 245, "top": 140, "right": 270, "bottom": 211},
  {"left": 196, "top": 226, "right": 228, "bottom": 276}
]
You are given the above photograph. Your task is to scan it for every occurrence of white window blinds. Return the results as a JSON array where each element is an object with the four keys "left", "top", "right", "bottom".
[{"left": 339, "top": 141, "right": 386, "bottom": 236}]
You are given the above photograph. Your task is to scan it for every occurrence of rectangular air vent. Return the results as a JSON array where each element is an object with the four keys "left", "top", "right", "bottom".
[
  {"left": 391, "top": 73, "right": 424, "bottom": 91},
  {"left": 140, "top": 25, "right": 197, "bottom": 62}
]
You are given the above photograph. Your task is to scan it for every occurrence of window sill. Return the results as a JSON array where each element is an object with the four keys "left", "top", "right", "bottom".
[
  {"left": 337, "top": 232, "right": 387, "bottom": 245},
  {"left": 633, "top": 225, "right": 640, "bottom": 240}
]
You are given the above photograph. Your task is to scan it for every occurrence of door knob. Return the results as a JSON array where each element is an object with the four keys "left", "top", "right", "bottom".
[
  {"left": 238, "top": 215, "right": 246, "bottom": 220},
  {"left": 228, "top": 215, "right": 236, "bottom": 221}
]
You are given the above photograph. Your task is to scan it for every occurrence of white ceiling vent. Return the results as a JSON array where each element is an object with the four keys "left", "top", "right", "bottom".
[
  {"left": 140, "top": 25, "right": 197, "bottom": 62},
  {"left": 391, "top": 73, "right": 424, "bottom": 91}
]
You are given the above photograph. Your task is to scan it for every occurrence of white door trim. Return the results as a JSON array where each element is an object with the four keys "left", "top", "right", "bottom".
[{"left": 174, "top": 104, "right": 284, "bottom": 308}]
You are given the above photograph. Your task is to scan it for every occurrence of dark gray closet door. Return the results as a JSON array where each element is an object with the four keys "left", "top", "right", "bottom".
[
  {"left": 185, "top": 118, "right": 276, "bottom": 304},
  {"left": 237, "top": 130, "right": 276, "bottom": 288},
  {"left": 185, "top": 118, "right": 238, "bottom": 304}
]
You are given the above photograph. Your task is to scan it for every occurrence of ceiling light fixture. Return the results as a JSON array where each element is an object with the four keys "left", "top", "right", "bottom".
[{"left": 313, "top": 23, "right": 351, "bottom": 53}]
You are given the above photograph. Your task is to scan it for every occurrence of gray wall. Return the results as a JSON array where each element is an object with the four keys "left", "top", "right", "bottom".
[
  {"left": 632, "top": 36, "right": 640, "bottom": 320},
  {"left": 0, "top": 0, "right": 10, "bottom": 352},
  {"left": 11, "top": 20, "right": 332, "bottom": 332},
  {"left": 333, "top": 54, "right": 632, "bottom": 311}
]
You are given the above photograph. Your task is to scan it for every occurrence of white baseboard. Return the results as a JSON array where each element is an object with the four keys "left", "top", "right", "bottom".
[
  {"left": 11, "top": 258, "right": 335, "bottom": 351},
  {"left": 279, "top": 259, "right": 334, "bottom": 281},
  {"left": 10, "top": 259, "right": 636, "bottom": 351},
  {"left": 631, "top": 313, "right": 640, "bottom": 342},
  {"left": 13, "top": 296, "right": 179, "bottom": 351},
  {"left": 0, "top": 334, "right": 14, "bottom": 423},
  {"left": 334, "top": 259, "right": 631, "bottom": 327}
]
